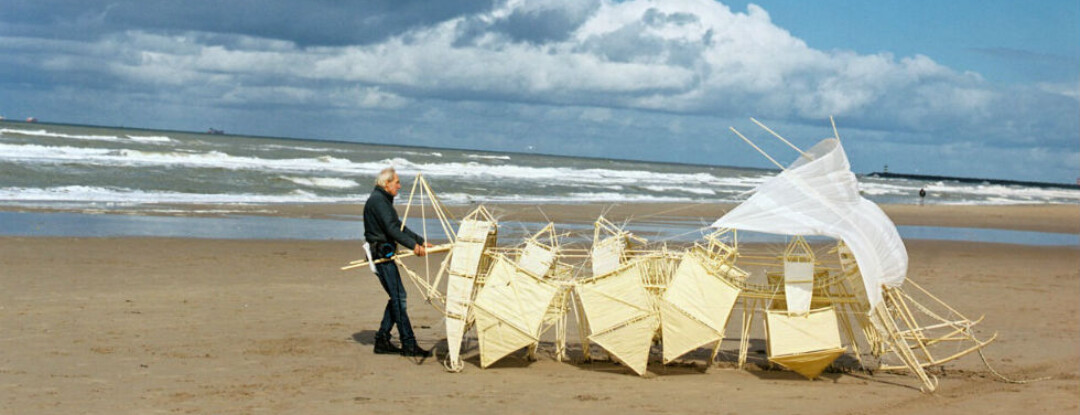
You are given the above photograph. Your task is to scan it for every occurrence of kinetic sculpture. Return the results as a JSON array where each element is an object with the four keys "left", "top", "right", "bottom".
[{"left": 344, "top": 118, "right": 996, "bottom": 392}]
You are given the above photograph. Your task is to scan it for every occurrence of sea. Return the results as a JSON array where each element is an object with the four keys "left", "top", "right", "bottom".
[{"left": 2, "top": 121, "right": 1078, "bottom": 244}]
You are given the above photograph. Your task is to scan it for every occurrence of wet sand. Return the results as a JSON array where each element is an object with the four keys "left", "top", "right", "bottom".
[{"left": 3, "top": 202, "right": 1077, "bottom": 234}]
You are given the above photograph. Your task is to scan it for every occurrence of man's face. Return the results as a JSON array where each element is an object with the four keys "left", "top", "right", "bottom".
[{"left": 385, "top": 173, "right": 402, "bottom": 197}]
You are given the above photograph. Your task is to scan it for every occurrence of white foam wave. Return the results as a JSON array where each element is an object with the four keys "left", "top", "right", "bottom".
[
  {"left": 935, "top": 182, "right": 1073, "bottom": 204},
  {"left": 1, "top": 186, "right": 729, "bottom": 206},
  {"left": 387, "top": 158, "right": 765, "bottom": 192},
  {"left": 0, "top": 143, "right": 765, "bottom": 192},
  {"left": 0, "top": 143, "right": 358, "bottom": 172},
  {"left": 642, "top": 185, "right": 715, "bottom": 195},
  {"left": 0, "top": 128, "right": 173, "bottom": 144},
  {"left": 401, "top": 150, "right": 443, "bottom": 158},
  {"left": 1, "top": 128, "right": 119, "bottom": 141},
  {"left": 467, "top": 154, "right": 511, "bottom": 160},
  {"left": 858, "top": 178, "right": 1080, "bottom": 204},
  {"left": 280, "top": 176, "right": 361, "bottom": 189},
  {"left": 262, "top": 144, "right": 345, "bottom": 153},
  {"left": 4, "top": 139, "right": 1075, "bottom": 206},
  {"left": 955, "top": 197, "right": 1037, "bottom": 206},
  {"left": 928, "top": 182, "right": 1080, "bottom": 201},
  {"left": 434, "top": 192, "right": 712, "bottom": 205},
  {"left": 125, "top": 135, "right": 173, "bottom": 143},
  {"left": 857, "top": 182, "right": 915, "bottom": 196},
  {"left": 0, "top": 186, "right": 358, "bottom": 204}
]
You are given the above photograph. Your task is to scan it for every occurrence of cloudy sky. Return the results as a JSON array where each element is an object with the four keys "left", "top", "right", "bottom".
[{"left": 2, "top": 0, "right": 1077, "bottom": 183}]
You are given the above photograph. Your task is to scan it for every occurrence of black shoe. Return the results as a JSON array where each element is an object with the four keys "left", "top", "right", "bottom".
[
  {"left": 374, "top": 336, "right": 402, "bottom": 355},
  {"left": 400, "top": 344, "right": 431, "bottom": 357}
]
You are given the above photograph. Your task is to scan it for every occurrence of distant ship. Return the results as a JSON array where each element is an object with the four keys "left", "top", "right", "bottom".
[
  {"left": 207, "top": 128, "right": 224, "bottom": 135},
  {"left": 26, "top": 117, "right": 37, "bottom": 123}
]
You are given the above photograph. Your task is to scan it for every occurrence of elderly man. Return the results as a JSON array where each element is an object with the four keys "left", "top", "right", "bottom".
[{"left": 364, "top": 167, "right": 433, "bottom": 357}]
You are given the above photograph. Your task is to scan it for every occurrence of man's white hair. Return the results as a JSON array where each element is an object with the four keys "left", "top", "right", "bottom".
[{"left": 375, "top": 167, "right": 397, "bottom": 187}]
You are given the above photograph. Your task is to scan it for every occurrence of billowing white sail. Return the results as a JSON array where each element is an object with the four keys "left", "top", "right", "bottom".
[{"left": 712, "top": 138, "right": 907, "bottom": 309}]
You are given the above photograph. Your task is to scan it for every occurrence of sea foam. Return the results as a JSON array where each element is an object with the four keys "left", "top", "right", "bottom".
[
  {"left": 0, "top": 128, "right": 173, "bottom": 144},
  {"left": 280, "top": 176, "right": 361, "bottom": 189},
  {"left": 0, "top": 186, "right": 354, "bottom": 204}
]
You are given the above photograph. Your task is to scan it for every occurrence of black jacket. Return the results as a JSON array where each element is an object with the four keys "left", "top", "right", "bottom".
[{"left": 363, "top": 186, "right": 424, "bottom": 253}]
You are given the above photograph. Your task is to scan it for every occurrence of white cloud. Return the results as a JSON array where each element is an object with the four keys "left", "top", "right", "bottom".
[
  {"left": 0, "top": 0, "right": 1075, "bottom": 182},
  {"left": 1037, "top": 81, "right": 1080, "bottom": 100},
  {"left": 15, "top": 0, "right": 1000, "bottom": 130},
  {"left": 351, "top": 86, "right": 410, "bottom": 109},
  {"left": 221, "top": 86, "right": 314, "bottom": 106}
]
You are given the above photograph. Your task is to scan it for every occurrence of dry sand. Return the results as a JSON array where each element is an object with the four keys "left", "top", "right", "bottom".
[{"left": 1, "top": 203, "right": 1077, "bottom": 414}]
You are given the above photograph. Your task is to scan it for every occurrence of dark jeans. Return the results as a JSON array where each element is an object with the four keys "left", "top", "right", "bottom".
[{"left": 375, "top": 260, "right": 416, "bottom": 346}]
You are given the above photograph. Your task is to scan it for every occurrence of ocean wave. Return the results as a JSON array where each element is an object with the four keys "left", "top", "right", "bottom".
[
  {"left": 401, "top": 150, "right": 443, "bottom": 158},
  {"left": 280, "top": 176, "right": 361, "bottom": 189},
  {"left": 930, "top": 182, "right": 1080, "bottom": 200},
  {"left": 1, "top": 128, "right": 119, "bottom": 141},
  {"left": 16, "top": 140, "right": 1075, "bottom": 204},
  {"left": 0, "top": 186, "right": 357, "bottom": 204},
  {"left": 385, "top": 158, "right": 753, "bottom": 190},
  {"left": 906, "top": 181, "right": 1080, "bottom": 204},
  {"left": 857, "top": 182, "right": 915, "bottom": 196},
  {"left": 642, "top": 185, "right": 715, "bottom": 195},
  {"left": 467, "top": 154, "right": 511, "bottom": 160},
  {"left": 0, "top": 143, "right": 358, "bottom": 172},
  {"left": 4, "top": 135, "right": 1077, "bottom": 207},
  {"left": 262, "top": 144, "right": 345, "bottom": 153},
  {"left": 0, "top": 185, "right": 725, "bottom": 206},
  {"left": 858, "top": 178, "right": 1080, "bottom": 204},
  {"left": 0, "top": 143, "right": 762, "bottom": 191},
  {"left": 0, "top": 128, "right": 173, "bottom": 144},
  {"left": 434, "top": 192, "right": 714, "bottom": 205},
  {"left": 125, "top": 135, "right": 173, "bottom": 143}
]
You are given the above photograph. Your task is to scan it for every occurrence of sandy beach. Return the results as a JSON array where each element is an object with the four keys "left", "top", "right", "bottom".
[{"left": 2, "top": 203, "right": 1077, "bottom": 414}]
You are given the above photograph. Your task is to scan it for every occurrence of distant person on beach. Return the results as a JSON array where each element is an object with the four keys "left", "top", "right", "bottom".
[
  {"left": 918, "top": 188, "right": 927, "bottom": 205},
  {"left": 363, "top": 167, "right": 433, "bottom": 357}
]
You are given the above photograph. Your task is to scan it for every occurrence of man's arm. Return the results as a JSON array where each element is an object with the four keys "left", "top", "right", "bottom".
[
  {"left": 405, "top": 227, "right": 432, "bottom": 256},
  {"left": 374, "top": 200, "right": 423, "bottom": 249}
]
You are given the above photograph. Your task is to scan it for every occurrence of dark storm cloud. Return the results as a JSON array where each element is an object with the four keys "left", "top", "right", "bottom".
[
  {"left": 454, "top": 0, "right": 599, "bottom": 46},
  {"left": 492, "top": 0, "right": 600, "bottom": 44},
  {"left": 0, "top": 0, "right": 495, "bottom": 46}
]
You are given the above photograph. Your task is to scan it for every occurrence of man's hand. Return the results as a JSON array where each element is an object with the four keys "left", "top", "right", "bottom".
[{"left": 414, "top": 242, "right": 432, "bottom": 257}]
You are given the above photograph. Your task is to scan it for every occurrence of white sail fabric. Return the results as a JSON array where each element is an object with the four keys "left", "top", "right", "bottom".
[
  {"left": 660, "top": 249, "right": 743, "bottom": 363},
  {"left": 518, "top": 241, "right": 556, "bottom": 279},
  {"left": 783, "top": 260, "right": 814, "bottom": 314},
  {"left": 765, "top": 307, "right": 847, "bottom": 380},
  {"left": 445, "top": 218, "right": 495, "bottom": 369},
  {"left": 445, "top": 275, "right": 475, "bottom": 365},
  {"left": 712, "top": 138, "right": 907, "bottom": 309},
  {"left": 576, "top": 260, "right": 659, "bottom": 376},
  {"left": 766, "top": 307, "right": 843, "bottom": 357},
  {"left": 591, "top": 235, "right": 626, "bottom": 277},
  {"left": 473, "top": 256, "right": 560, "bottom": 368}
]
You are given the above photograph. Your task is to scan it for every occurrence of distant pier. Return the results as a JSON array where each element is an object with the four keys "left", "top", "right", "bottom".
[{"left": 868, "top": 172, "right": 1080, "bottom": 190}]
